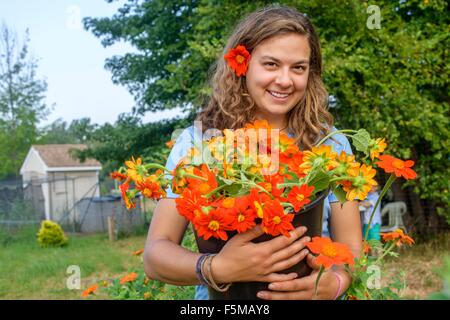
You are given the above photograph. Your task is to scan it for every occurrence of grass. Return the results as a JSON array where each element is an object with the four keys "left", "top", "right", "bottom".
[
  {"left": 0, "top": 224, "right": 447, "bottom": 300},
  {"left": 382, "top": 232, "right": 449, "bottom": 299}
]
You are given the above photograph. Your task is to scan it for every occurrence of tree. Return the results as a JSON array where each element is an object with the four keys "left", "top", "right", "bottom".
[
  {"left": 0, "top": 23, "right": 50, "bottom": 179},
  {"left": 85, "top": 0, "right": 449, "bottom": 234},
  {"left": 38, "top": 118, "right": 97, "bottom": 144}
]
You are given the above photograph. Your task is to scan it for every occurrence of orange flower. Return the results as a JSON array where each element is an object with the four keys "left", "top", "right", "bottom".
[
  {"left": 110, "top": 171, "right": 127, "bottom": 181},
  {"left": 226, "top": 196, "right": 257, "bottom": 233},
  {"left": 287, "top": 184, "right": 315, "bottom": 212},
  {"left": 363, "top": 240, "right": 371, "bottom": 255},
  {"left": 258, "top": 174, "right": 285, "bottom": 198},
  {"left": 132, "top": 249, "right": 144, "bottom": 256},
  {"left": 81, "top": 284, "right": 98, "bottom": 297},
  {"left": 165, "top": 140, "right": 174, "bottom": 149},
  {"left": 248, "top": 188, "right": 271, "bottom": 219},
  {"left": 193, "top": 208, "right": 233, "bottom": 241},
  {"left": 224, "top": 45, "right": 251, "bottom": 76},
  {"left": 120, "top": 272, "right": 138, "bottom": 285},
  {"left": 376, "top": 155, "right": 417, "bottom": 180},
  {"left": 381, "top": 229, "right": 415, "bottom": 246},
  {"left": 119, "top": 181, "right": 136, "bottom": 209},
  {"left": 187, "top": 164, "right": 218, "bottom": 195},
  {"left": 262, "top": 199, "right": 294, "bottom": 237},
  {"left": 136, "top": 176, "right": 166, "bottom": 200},
  {"left": 175, "top": 188, "right": 208, "bottom": 221},
  {"left": 306, "top": 237, "right": 355, "bottom": 269}
]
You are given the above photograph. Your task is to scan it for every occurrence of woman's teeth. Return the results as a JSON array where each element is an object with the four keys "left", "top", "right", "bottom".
[{"left": 268, "top": 91, "right": 290, "bottom": 98}]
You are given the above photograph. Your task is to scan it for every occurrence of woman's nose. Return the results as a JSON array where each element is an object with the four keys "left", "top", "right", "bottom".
[{"left": 274, "top": 68, "right": 293, "bottom": 87}]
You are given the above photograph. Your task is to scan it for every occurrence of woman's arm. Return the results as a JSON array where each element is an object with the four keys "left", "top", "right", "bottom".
[
  {"left": 328, "top": 200, "right": 362, "bottom": 292},
  {"left": 144, "top": 198, "right": 201, "bottom": 285}
]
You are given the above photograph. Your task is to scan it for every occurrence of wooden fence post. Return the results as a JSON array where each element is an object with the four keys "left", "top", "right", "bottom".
[{"left": 108, "top": 215, "right": 116, "bottom": 241}]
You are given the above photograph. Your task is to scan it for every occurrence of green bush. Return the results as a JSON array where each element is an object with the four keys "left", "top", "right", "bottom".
[{"left": 36, "top": 220, "right": 68, "bottom": 247}]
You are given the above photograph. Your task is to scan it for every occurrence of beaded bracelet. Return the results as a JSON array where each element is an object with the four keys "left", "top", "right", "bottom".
[
  {"left": 195, "top": 253, "right": 212, "bottom": 286},
  {"left": 332, "top": 271, "right": 343, "bottom": 300},
  {"left": 204, "top": 254, "right": 232, "bottom": 292}
]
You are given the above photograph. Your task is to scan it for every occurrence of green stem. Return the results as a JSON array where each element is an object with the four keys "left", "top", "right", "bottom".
[
  {"left": 184, "top": 173, "right": 209, "bottom": 182},
  {"left": 204, "top": 184, "right": 228, "bottom": 198},
  {"left": 329, "top": 176, "right": 355, "bottom": 183},
  {"left": 143, "top": 163, "right": 172, "bottom": 173},
  {"left": 240, "top": 181, "right": 273, "bottom": 197},
  {"left": 313, "top": 265, "right": 325, "bottom": 299},
  {"left": 281, "top": 202, "right": 294, "bottom": 208},
  {"left": 374, "top": 241, "right": 397, "bottom": 265},
  {"left": 276, "top": 182, "right": 301, "bottom": 188},
  {"left": 363, "top": 174, "right": 396, "bottom": 243},
  {"left": 316, "top": 130, "right": 358, "bottom": 147}
]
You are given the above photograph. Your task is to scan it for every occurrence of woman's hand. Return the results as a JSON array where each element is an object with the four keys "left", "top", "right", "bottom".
[
  {"left": 212, "top": 225, "right": 311, "bottom": 284},
  {"left": 256, "top": 253, "right": 348, "bottom": 300}
]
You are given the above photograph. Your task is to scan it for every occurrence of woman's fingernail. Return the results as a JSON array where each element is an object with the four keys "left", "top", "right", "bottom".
[
  {"left": 257, "top": 292, "right": 265, "bottom": 298},
  {"left": 268, "top": 283, "right": 275, "bottom": 290}
]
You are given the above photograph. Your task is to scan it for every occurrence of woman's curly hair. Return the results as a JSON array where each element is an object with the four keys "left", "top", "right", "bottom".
[{"left": 196, "top": 5, "right": 334, "bottom": 149}]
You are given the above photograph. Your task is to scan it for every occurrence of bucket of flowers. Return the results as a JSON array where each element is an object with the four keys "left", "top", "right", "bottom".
[{"left": 111, "top": 120, "right": 417, "bottom": 299}]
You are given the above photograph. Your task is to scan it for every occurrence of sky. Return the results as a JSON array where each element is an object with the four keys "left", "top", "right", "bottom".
[{"left": 0, "top": 0, "right": 182, "bottom": 127}]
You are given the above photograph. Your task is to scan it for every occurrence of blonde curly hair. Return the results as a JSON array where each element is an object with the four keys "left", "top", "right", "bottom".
[{"left": 197, "top": 5, "right": 334, "bottom": 149}]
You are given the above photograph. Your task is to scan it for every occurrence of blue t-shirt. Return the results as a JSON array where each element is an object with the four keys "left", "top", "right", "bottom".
[{"left": 163, "top": 125, "right": 353, "bottom": 237}]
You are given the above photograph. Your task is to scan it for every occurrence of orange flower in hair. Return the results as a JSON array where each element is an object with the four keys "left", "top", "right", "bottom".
[{"left": 224, "top": 45, "right": 251, "bottom": 76}]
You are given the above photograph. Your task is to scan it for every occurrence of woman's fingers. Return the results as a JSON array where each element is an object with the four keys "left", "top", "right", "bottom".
[
  {"left": 257, "top": 272, "right": 298, "bottom": 283},
  {"left": 233, "top": 224, "right": 265, "bottom": 242},
  {"left": 306, "top": 253, "right": 321, "bottom": 270},
  {"left": 267, "top": 276, "right": 313, "bottom": 292},
  {"left": 268, "top": 248, "right": 309, "bottom": 273},
  {"left": 257, "top": 289, "right": 312, "bottom": 300},
  {"left": 260, "top": 226, "right": 308, "bottom": 253},
  {"left": 268, "top": 236, "right": 311, "bottom": 266}
]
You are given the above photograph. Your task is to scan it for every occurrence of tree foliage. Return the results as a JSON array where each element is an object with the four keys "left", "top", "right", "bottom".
[
  {"left": 0, "top": 23, "right": 50, "bottom": 179},
  {"left": 85, "top": 0, "right": 449, "bottom": 231}
]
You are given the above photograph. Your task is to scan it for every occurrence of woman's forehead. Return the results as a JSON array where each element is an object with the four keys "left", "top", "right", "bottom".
[{"left": 252, "top": 33, "right": 311, "bottom": 62}]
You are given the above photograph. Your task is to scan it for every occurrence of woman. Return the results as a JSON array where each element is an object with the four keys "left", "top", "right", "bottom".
[{"left": 144, "top": 5, "right": 362, "bottom": 300}]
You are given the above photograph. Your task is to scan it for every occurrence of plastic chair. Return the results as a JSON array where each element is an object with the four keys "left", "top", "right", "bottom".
[{"left": 380, "top": 201, "right": 407, "bottom": 233}]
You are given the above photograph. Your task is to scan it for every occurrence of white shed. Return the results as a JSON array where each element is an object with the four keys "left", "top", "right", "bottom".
[{"left": 20, "top": 144, "right": 102, "bottom": 222}]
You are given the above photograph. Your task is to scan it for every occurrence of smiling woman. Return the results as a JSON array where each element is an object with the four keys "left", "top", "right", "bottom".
[{"left": 143, "top": 5, "right": 362, "bottom": 301}]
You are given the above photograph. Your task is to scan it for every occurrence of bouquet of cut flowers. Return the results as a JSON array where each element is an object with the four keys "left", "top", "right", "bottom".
[{"left": 112, "top": 120, "right": 417, "bottom": 299}]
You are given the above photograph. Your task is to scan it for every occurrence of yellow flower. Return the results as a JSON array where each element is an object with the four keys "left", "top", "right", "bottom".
[
  {"left": 301, "top": 145, "right": 339, "bottom": 173},
  {"left": 343, "top": 164, "right": 377, "bottom": 201},
  {"left": 369, "top": 138, "right": 387, "bottom": 160},
  {"left": 125, "top": 156, "right": 144, "bottom": 183}
]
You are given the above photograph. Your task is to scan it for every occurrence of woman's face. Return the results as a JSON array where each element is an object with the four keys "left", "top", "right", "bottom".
[{"left": 245, "top": 33, "right": 311, "bottom": 127}]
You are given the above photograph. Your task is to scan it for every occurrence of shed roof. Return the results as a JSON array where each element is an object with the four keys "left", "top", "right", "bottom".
[{"left": 32, "top": 144, "right": 101, "bottom": 168}]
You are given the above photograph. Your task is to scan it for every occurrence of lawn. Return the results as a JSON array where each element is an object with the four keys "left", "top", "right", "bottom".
[{"left": 0, "top": 225, "right": 447, "bottom": 300}]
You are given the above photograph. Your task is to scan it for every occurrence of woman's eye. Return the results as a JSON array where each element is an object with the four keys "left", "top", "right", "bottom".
[
  {"left": 294, "top": 65, "right": 305, "bottom": 71},
  {"left": 264, "top": 62, "right": 277, "bottom": 67}
]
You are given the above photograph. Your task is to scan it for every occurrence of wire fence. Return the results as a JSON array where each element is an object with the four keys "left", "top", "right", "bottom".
[{"left": 0, "top": 177, "right": 149, "bottom": 236}]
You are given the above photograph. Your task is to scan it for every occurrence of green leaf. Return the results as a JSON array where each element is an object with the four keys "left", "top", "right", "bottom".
[
  {"left": 351, "top": 129, "right": 371, "bottom": 155},
  {"left": 331, "top": 185, "right": 347, "bottom": 204},
  {"left": 307, "top": 169, "right": 331, "bottom": 193}
]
